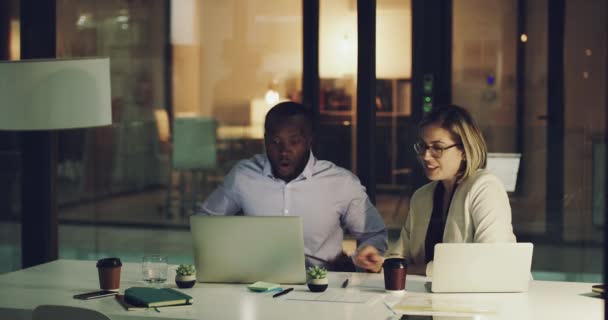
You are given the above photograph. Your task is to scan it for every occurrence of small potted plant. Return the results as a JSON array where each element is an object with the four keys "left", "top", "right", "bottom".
[
  {"left": 306, "top": 266, "right": 328, "bottom": 292},
  {"left": 175, "top": 264, "right": 196, "bottom": 288}
]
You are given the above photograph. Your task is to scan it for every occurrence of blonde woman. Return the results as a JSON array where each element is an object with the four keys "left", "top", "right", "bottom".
[{"left": 354, "top": 105, "right": 516, "bottom": 275}]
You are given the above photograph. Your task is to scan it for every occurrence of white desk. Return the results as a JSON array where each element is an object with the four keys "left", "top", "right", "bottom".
[{"left": 0, "top": 260, "right": 602, "bottom": 320}]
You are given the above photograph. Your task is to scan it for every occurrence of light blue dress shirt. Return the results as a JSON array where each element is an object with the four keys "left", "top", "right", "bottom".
[{"left": 195, "top": 152, "right": 388, "bottom": 267}]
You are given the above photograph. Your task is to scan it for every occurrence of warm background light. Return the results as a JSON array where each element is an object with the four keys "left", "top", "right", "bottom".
[
  {"left": 9, "top": 19, "right": 20, "bottom": 59},
  {"left": 154, "top": 109, "right": 171, "bottom": 143},
  {"left": 320, "top": 0, "right": 411, "bottom": 79}
]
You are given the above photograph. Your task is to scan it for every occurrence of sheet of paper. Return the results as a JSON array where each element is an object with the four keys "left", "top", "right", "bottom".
[
  {"left": 286, "top": 289, "right": 381, "bottom": 304},
  {"left": 387, "top": 293, "right": 497, "bottom": 317}
]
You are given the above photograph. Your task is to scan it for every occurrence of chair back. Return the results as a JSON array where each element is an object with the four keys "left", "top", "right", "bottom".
[
  {"left": 32, "top": 305, "right": 112, "bottom": 320},
  {"left": 172, "top": 117, "right": 217, "bottom": 170}
]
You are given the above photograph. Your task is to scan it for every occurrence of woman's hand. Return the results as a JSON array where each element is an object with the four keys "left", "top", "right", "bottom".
[{"left": 353, "top": 245, "right": 384, "bottom": 272}]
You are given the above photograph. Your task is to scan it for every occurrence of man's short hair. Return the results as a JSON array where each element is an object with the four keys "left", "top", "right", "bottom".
[{"left": 264, "top": 101, "right": 314, "bottom": 136}]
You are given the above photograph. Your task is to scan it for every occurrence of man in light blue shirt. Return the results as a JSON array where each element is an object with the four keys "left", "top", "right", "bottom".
[{"left": 196, "top": 101, "right": 387, "bottom": 270}]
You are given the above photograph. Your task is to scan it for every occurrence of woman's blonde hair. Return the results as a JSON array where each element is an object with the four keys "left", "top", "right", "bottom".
[{"left": 419, "top": 105, "right": 487, "bottom": 181}]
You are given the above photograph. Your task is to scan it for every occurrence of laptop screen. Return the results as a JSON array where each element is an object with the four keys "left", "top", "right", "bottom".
[
  {"left": 431, "top": 243, "right": 533, "bottom": 293},
  {"left": 190, "top": 215, "right": 307, "bottom": 284}
]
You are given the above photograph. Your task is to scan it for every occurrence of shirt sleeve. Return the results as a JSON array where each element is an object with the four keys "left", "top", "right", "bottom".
[
  {"left": 386, "top": 190, "right": 432, "bottom": 276},
  {"left": 386, "top": 213, "right": 412, "bottom": 261},
  {"left": 469, "top": 174, "right": 517, "bottom": 243},
  {"left": 194, "top": 166, "right": 241, "bottom": 216},
  {"left": 340, "top": 175, "right": 388, "bottom": 254}
]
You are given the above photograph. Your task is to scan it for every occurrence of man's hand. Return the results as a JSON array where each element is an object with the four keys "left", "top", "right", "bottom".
[{"left": 353, "top": 245, "right": 384, "bottom": 272}]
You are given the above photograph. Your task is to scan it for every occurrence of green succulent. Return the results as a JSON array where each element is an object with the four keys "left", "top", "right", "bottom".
[
  {"left": 307, "top": 266, "right": 328, "bottom": 279},
  {"left": 176, "top": 264, "right": 196, "bottom": 276}
]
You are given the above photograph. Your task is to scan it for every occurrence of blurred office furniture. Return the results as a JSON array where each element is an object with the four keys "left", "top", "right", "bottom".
[
  {"left": 165, "top": 117, "right": 217, "bottom": 218},
  {"left": 32, "top": 305, "right": 111, "bottom": 320},
  {"left": 486, "top": 153, "right": 522, "bottom": 193},
  {"left": 154, "top": 109, "right": 171, "bottom": 153},
  {"left": 114, "top": 119, "right": 161, "bottom": 191},
  {"left": 57, "top": 118, "right": 164, "bottom": 207},
  {"left": 318, "top": 79, "right": 413, "bottom": 188}
]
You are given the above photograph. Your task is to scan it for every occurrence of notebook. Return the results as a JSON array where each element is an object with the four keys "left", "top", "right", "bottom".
[
  {"left": 116, "top": 294, "right": 193, "bottom": 311},
  {"left": 190, "top": 215, "right": 307, "bottom": 284},
  {"left": 431, "top": 243, "right": 533, "bottom": 293},
  {"left": 123, "top": 287, "right": 194, "bottom": 308}
]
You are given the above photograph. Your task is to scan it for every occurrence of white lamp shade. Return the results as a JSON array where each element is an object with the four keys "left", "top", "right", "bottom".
[{"left": 0, "top": 57, "right": 112, "bottom": 130}]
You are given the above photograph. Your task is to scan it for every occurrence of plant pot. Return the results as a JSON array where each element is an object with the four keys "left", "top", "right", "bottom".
[
  {"left": 175, "top": 274, "right": 196, "bottom": 288},
  {"left": 307, "top": 277, "right": 328, "bottom": 292}
]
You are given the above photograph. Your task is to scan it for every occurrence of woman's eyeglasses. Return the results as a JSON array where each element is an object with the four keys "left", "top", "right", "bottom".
[{"left": 413, "top": 142, "right": 461, "bottom": 158}]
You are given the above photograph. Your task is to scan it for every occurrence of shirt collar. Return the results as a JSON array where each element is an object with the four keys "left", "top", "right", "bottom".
[
  {"left": 301, "top": 151, "right": 315, "bottom": 179},
  {"left": 263, "top": 151, "right": 316, "bottom": 181}
]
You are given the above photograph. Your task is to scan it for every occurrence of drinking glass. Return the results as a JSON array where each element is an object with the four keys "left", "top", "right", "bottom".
[{"left": 142, "top": 255, "right": 168, "bottom": 284}]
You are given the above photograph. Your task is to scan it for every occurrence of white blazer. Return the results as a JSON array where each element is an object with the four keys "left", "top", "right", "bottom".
[{"left": 386, "top": 169, "right": 517, "bottom": 276}]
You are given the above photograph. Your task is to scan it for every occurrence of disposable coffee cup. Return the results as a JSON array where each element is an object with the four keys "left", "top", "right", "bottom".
[
  {"left": 383, "top": 257, "right": 407, "bottom": 294},
  {"left": 96, "top": 257, "right": 122, "bottom": 291}
]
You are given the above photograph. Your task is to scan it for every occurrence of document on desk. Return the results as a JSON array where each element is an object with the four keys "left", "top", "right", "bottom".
[
  {"left": 386, "top": 293, "right": 497, "bottom": 317},
  {"left": 286, "top": 289, "right": 380, "bottom": 304}
]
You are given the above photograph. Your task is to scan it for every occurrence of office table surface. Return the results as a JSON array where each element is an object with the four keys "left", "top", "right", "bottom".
[{"left": 0, "top": 260, "right": 602, "bottom": 320}]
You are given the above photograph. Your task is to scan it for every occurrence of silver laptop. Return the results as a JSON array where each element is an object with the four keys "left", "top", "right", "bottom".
[
  {"left": 431, "top": 243, "right": 533, "bottom": 293},
  {"left": 190, "top": 215, "right": 306, "bottom": 284}
]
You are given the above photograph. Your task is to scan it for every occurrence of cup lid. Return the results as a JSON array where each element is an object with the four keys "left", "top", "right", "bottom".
[
  {"left": 383, "top": 257, "right": 407, "bottom": 268},
  {"left": 96, "top": 257, "right": 122, "bottom": 268}
]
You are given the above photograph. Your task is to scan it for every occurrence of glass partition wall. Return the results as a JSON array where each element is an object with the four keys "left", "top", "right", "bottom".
[
  {"left": 55, "top": 0, "right": 175, "bottom": 264},
  {"left": 452, "top": 0, "right": 607, "bottom": 281},
  {"left": 0, "top": 0, "right": 21, "bottom": 274},
  {"left": 1, "top": 0, "right": 305, "bottom": 269},
  {"left": 318, "top": 0, "right": 413, "bottom": 239},
  {"left": 1, "top": 0, "right": 606, "bottom": 284},
  {"left": 373, "top": 0, "right": 413, "bottom": 233}
]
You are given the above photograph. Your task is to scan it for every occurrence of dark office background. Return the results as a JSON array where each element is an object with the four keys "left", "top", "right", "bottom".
[{"left": 0, "top": 0, "right": 606, "bottom": 294}]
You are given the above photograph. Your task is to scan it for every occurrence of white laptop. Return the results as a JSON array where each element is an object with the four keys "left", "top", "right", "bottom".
[
  {"left": 431, "top": 243, "right": 533, "bottom": 293},
  {"left": 190, "top": 215, "right": 307, "bottom": 284}
]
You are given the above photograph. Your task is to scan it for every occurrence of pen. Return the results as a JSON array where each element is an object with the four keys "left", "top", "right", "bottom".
[
  {"left": 341, "top": 278, "right": 349, "bottom": 288},
  {"left": 272, "top": 288, "right": 294, "bottom": 298},
  {"left": 305, "top": 254, "right": 329, "bottom": 264},
  {"left": 383, "top": 301, "right": 396, "bottom": 315}
]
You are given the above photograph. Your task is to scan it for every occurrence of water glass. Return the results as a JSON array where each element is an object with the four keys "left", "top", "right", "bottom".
[{"left": 142, "top": 255, "right": 168, "bottom": 284}]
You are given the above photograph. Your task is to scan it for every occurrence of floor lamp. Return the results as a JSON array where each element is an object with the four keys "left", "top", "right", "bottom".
[{"left": 0, "top": 57, "right": 112, "bottom": 268}]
